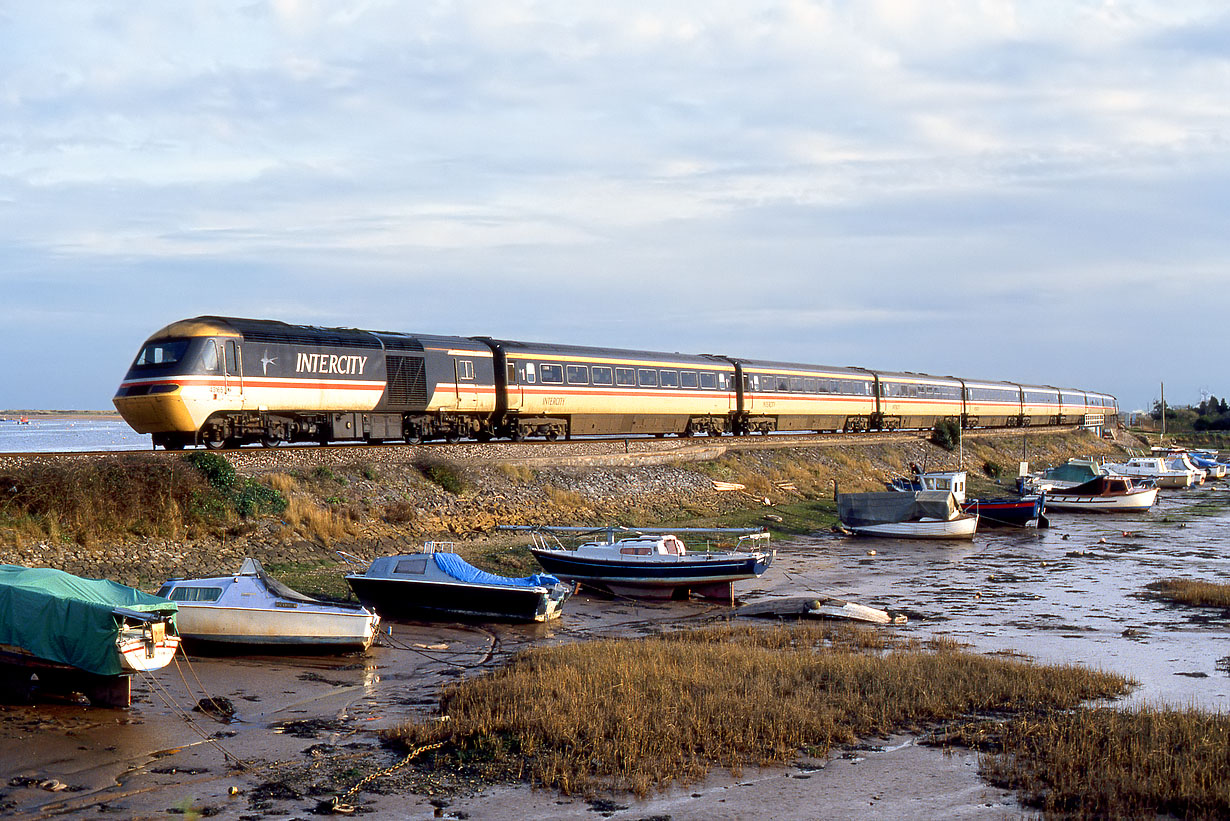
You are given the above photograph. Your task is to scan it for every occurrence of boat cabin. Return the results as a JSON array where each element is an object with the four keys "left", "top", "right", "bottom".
[{"left": 616, "top": 536, "right": 687, "bottom": 556}]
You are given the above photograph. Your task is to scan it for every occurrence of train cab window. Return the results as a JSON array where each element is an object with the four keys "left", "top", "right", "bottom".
[
  {"left": 225, "top": 340, "right": 242, "bottom": 376},
  {"left": 525, "top": 363, "right": 537, "bottom": 384},
  {"left": 134, "top": 340, "right": 190, "bottom": 368},
  {"left": 638, "top": 369, "right": 658, "bottom": 388},
  {"left": 566, "top": 364, "right": 589, "bottom": 385},
  {"left": 615, "top": 367, "right": 636, "bottom": 387},
  {"left": 700, "top": 372, "right": 716, "bottom": 389},
  {"left": 591, "top": 366, "right": 614, "bottom": 386},
  {"left": 660, "top": 370, "right": 678, "bottom": 388},
  {"left": 199, "top": 342, "right": 220, "bottom": 373},
  {"left": 457, "top": 360, "right": 475, "bottom": 380},
  {"left": 539, "top": 364, "right": 563, "bottom": 384},
  {"left": 680, "top": 371, "right": 698, "bottom": 389}
]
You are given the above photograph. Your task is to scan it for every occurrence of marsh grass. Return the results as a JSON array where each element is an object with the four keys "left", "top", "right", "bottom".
[
  {"left": 1147, "top": 578, "right": 1230, "bottom": 608},
  {"left": 385, "top": 623, "right": 1129, "bottom": 798},
  {"left": 0, "top": 457, "right": 219, "bottom": 546},
  {"left": 961, "top": 705, "right": 1230, "bottom": 819}
]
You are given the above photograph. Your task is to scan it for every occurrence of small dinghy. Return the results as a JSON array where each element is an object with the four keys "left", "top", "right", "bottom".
[
  {"left": 157, "top": 558, "right": 379, "bottom": 651},
  {"left": 345, "top": 543, "right": 574, "bottom": 622}
]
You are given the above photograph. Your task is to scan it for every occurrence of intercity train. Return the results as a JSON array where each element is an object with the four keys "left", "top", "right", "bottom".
[{"left": 112, "top": 316, "right": 1119, "bottom": 449}]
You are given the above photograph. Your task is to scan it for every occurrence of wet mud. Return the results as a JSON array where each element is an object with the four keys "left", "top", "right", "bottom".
[{"left": 1, "top": 483, "right": 1227, "bottom": 818}]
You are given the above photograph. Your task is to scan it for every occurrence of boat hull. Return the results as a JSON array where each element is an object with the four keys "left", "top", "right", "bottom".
[
  {"left": 848, "top": 516, "right": 978, "bottom": 540},
  {"left": 963, "top": 497, "right": 1047, "bottom": 528},
  {"left": 1044, "top": 486, "right": 1158, "bottom": 513},
  {"left": 530, "top": 549, "right": 773, "bottom": 599},
  {"left": 347, "top": 576, "right": 565, "bottom": 622},
  {"left": 173, "top": 605, "right": 377, "bottom": 650}
]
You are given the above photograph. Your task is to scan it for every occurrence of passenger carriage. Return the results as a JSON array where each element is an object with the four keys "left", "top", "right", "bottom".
[
  {"left": 871, "top": 372, "right": 964, "bottom": 430},
  {"left": 728, "top": 360, "right": 877, "bottom": 434},
  {"left": 481, "top": 339, "right": 736, "bottom": 440},
  {"left": 1018, "top": 384, "right": 1062, "bottom": 427},
  {"left": 958, "top": 378, "right": 1023, "bottom": 428}
]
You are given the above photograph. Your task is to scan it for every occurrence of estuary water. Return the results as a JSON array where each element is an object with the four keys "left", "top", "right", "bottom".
[{"left": 0, "top": 417, "right": 150, "bottom": 453}]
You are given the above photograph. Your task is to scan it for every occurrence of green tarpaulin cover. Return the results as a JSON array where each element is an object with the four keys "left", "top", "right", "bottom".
[{"left": 0, "top": 565, "right": 177, "bottom": 676}]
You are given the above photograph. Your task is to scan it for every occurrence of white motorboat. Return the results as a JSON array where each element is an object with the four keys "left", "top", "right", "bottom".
[
  {"left": 838, "top": 490, "right": 978, "bottom": 540},
  {"left": 157, "top": 558, "right": 379, "bottom": 651},
  {"left": 508, "top": 526, "right": 774, "bottom": 600},
  {"left": 1102, "top": 456, "right": 1195, "bottom": 488},
  {"left": 1044, "top": 476, "right": 1158, "bottom": 513}
]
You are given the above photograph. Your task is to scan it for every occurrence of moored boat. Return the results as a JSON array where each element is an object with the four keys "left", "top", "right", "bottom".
[
  {"left": 346, "top": 543, "right": 573, "bottom": 622},
  {"left": 511, "top": 526, "right": 774, "bottom": 601},
  {"left": 888, "top": 469, "right": 1047, "bottom": 527},
  {"left": 838, "top": 490, "right": 978, "bottom": 539},
  {"left": 1043, "top": 475, "right": 1158, "bottom": 513},
  {"left": 157, "top": 558, "right": 379, "bottom": 651},
  {"left": 1102, "top": 456, "right": 1195, "bottom": 488},
  {"left": 0, "top": 565, "right": 180, "bottom": 707}
]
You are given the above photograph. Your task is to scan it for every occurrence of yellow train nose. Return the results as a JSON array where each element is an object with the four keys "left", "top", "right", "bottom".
[{"left": 113, "top": 388, "right": 196, "bottom": 434}]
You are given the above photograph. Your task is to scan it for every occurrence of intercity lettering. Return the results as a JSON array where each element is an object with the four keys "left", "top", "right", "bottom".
[{"left": 295, "top": 352, "right": 369, "bottom": 376}]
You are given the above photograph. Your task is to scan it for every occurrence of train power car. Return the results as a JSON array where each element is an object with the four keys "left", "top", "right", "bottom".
[
  {"left": 113, "top": 317, "right": 498, "bottom": 449},
  {"left": 115, "top": 316, "right": 1119, "bottom": 448},
  {"left": 480, "top": 339, "right": 737, "bottom": 439}
]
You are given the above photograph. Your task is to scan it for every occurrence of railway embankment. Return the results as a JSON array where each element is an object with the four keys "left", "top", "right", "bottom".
[{"left": 0, "top": 429, "right": 1138, "bottom": 591}]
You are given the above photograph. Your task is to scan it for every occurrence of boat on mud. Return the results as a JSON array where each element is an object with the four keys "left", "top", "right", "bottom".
[
  {"left": 156, "top": 558, "right": 380, "bottom": 651},
  {"left": 1043, "top": 475, "right": 1159, "bottom": 513},
  {"left": 0, "top": 565, "right": 180, "bottom": 707},
  {"left": 838, "top": 490, "right": 978, "bottom": 539},
  {"left": 345, "top": 543, "right": 574, "bottom": 622},
  {"left": 1102, "top": 456, "right": 1196, "bottom": 488},
  {"left": 888, "top": 469, "right": 1047, "bottom": 528},
  {"left": 508, "top": 526, "right": 774, "bottom": 601}
]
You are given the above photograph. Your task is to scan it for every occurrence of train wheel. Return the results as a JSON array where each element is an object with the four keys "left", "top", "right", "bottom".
[
  {"left": 509, "top": 427, "right": 524, "bottom": 442},
  {"left": 203, "top": 434, "right": 227, "bottom": 450},
  {"left": 260, "top": 433, "right": 282, "bottom": 448},
  {"left": 405, "top": 429, "right": 423, "bottom": 445},
  {"left": 545, "top": 429, "right": 559, "bottom": 442},
  {"left": 445, "top": 430, "right": 461, "bottom": 444}
]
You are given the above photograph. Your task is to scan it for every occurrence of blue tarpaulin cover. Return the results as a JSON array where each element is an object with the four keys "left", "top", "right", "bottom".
[
  {"left": 431, "top": 553, "right": 561, "bottom": 589},
  {"left": 0, "top": 565, "right": 177, "bottom": 676}
]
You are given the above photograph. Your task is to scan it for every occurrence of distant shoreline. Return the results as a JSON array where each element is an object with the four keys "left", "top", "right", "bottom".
[{"left": 0, "top": 410, "right": 122, "bottom": 421}]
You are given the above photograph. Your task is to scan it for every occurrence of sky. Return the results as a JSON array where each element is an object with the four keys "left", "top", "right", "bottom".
[{"left": 3, "top": 1, "right": 1229, "bottom": 413}]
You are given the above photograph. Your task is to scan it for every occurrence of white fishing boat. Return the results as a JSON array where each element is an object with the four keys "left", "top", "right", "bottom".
[
  {"left": 157, "top": 558, "right": 379, "bottom": 651},
  {"left": 837, "top": 490, "right": 978, "bottom": 540},
  {"left": 1044, "top": 475, "right": 1158, "bottom": 513},
  {"left": 1102, "top": 456, "right": 1195, "bottom": 488}
]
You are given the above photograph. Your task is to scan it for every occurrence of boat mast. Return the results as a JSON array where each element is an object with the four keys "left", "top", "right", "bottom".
[{"left": 1160, "top": 381, "right": 1166, "bottom": 441}]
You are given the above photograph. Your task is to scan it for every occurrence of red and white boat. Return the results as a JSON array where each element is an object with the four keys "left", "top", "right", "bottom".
[{"left": 1043, "top": 475, "right": 1158, "bottom": 513}]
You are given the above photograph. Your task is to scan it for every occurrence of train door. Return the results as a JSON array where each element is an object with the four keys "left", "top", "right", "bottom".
[
  {"left": 505, "top": 361, "right": 525, "bottom": 411},
  {"left": 224, "top": 339, "right": 244, "bottom": 407},
  {"left": 454, "top": 357, "right": 477, "bottom": 410}
]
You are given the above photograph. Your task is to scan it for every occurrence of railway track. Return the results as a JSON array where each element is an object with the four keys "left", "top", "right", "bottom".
[{"left": 0, "top": 426, "right": 1080, "bottom": 466}]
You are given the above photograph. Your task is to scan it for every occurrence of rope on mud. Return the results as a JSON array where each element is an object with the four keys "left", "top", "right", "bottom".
[
  {"left": 323, "top": 740, "right": 445, "bottom": 814},
  {"left": 136, "top": 662, "right": 248, "bottom": 769}
]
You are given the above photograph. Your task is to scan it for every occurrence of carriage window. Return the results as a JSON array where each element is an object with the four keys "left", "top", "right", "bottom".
[
  {"left": 719, "top": 374, "right": 729, "bottom": 390},
  {"left": 457, "top": 360, "right": 474, "bottom": 380},
  {"left": 759, "top": 375, "right": 773, "bottom": 392},
  {"left": 539, "top": 364, "right": 563, "bottom": 384},
  {"left": 638, "top": 369, "right": 658, "bottom": 388},
  {"left": 135, "top": 340, "right": 190, "bottom": 368},
  {"left": 790, "top": 377, "right": 804, "bottom": 392},
  {"left": 566, "top": 365, "right": 589, "bottom": 385},
  {"left": 659, "top": 370, "right": 678, "bottom": 388},
  {"left": 591, "top": 366, "right": 613, "bottom": 386},
  {"left": 777, "top": 375, "right": 791, "bottom": 392},
  {"left": 680, "top": 371, "right": 698, "bottom": 389},
  {"left": 507, "top": 363, "right": 517, "bottom": 383},
  {"left": 700, "top": 372, "right": 717, "bottom": 390},
  {"left": 804, "top": 378, "right": 819, "bottom": 392},
  {"left": 524, "top": 363, "right": 537, "bottom": 384},
  {"left": 615, "top": 367, "right": 636, "bottom": 386}
]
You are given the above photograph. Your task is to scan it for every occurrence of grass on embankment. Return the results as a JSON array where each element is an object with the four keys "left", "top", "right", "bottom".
[
  {"left": 1146, "top": 578, "right": 1230, "bottom": 609},
  {"left": 385, "top": 623, "right": 1144, "bottom": 808}
]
